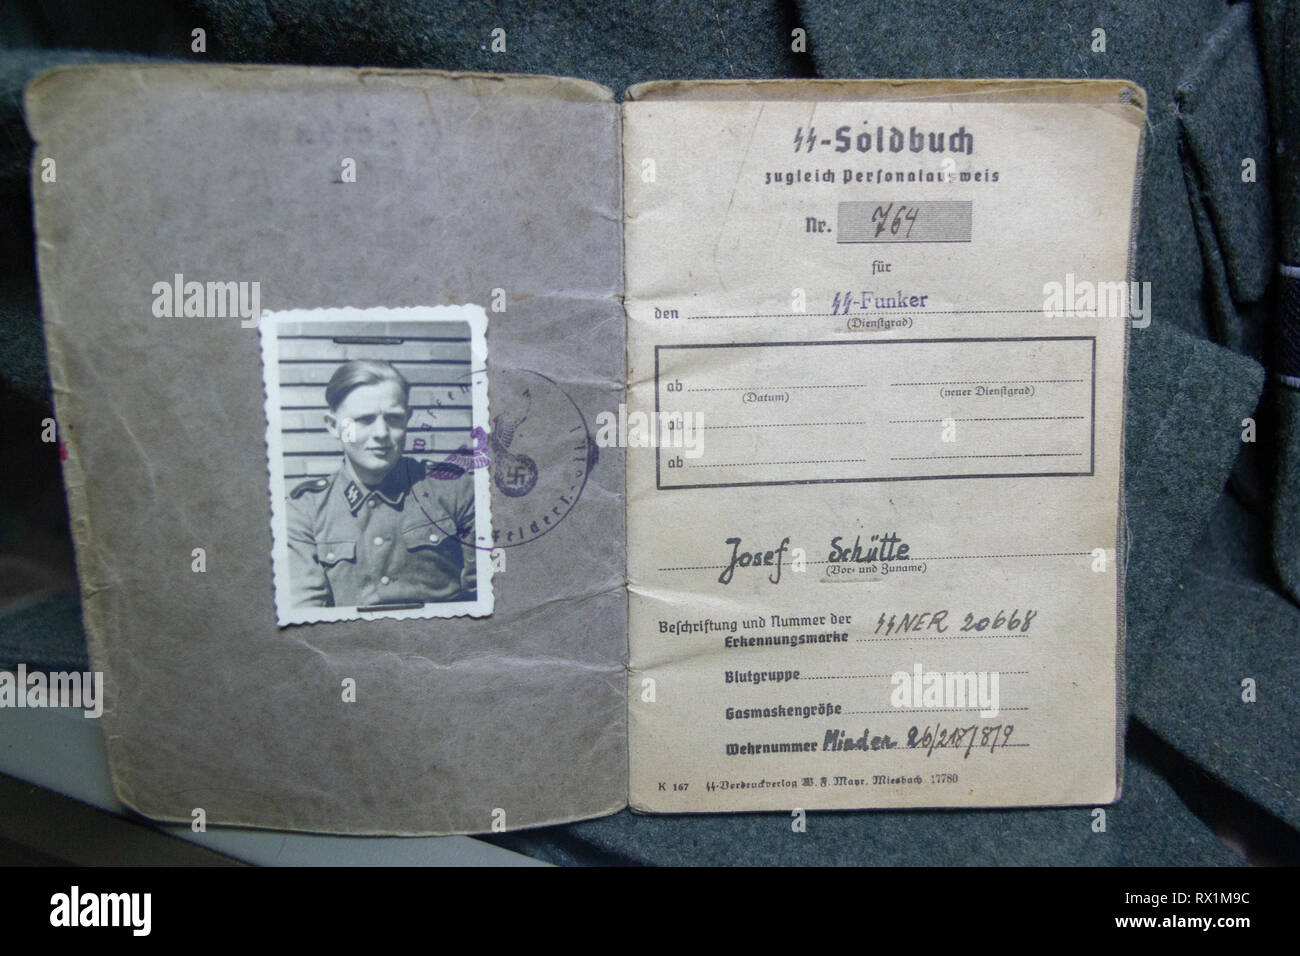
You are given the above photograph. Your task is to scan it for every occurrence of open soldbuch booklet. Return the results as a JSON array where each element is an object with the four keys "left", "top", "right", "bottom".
[{"left": 27, "top": 66, "right": 1144, "bottom": 834}]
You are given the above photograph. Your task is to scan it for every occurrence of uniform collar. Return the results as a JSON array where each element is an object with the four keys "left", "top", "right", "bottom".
[{"left": 339, "top": 458, "right": 411, "bottom": 514}]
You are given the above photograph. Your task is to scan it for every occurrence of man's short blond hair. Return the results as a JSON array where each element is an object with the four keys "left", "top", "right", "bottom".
[{"left": 324, "top": 359, "right": 411, "bottom": 412}]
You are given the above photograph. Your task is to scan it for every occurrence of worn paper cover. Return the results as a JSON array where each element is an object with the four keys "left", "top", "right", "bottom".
[{"left": 27, "top": 66, "right": 627, "bottom": 835}]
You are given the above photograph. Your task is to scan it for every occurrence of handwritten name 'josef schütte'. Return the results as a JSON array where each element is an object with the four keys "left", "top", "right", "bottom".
[{"left": 718, "top": 531, "right": 910, "bottom": 585}]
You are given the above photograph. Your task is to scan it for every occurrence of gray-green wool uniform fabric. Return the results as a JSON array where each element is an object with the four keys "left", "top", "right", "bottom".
[{"left": 1, "top": 0, "right": 1295, "bottom": 864}]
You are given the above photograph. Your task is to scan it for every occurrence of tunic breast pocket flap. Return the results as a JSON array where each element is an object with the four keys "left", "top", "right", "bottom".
[
  {"left": 316, "top": 540, "right": 356, "bottom": 566},
  {"left": 402, "top": 514, "right": 455, "bottom": 551}
]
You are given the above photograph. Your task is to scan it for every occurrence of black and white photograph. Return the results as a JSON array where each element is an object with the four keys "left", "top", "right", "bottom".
[{"left": 260, "top": 306, "right": 493, "bottom": 625}]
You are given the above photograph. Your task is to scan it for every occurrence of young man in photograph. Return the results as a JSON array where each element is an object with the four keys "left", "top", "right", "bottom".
[{"left": 286, "top": 359, "right": 478, "bottom": 609}]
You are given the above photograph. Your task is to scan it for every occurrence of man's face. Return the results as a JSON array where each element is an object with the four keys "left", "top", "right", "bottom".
[{"left": 326, "top": 380, "right": 410, "bottom": 483}]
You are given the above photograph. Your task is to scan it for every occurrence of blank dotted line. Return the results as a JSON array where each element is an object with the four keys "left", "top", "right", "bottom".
[
  {"left": 686, "top": 309, "right": 1048, "bottom": 319},
  {"left": 889, "top": 453, "right": 1082, "bottom": 460},
  {"left": 687, "top": 384, "right": 872, "bottom": 391},
  {"left": 805, "top": 672, "right": 1031, "bottom": 679},
  {"left": 804, "top": 674, "right": 903, "bottom": 680},
  {"left": 891, "top": 379, "right": 1084, "bottom": 386},
  {"left": 889, "top": 416, "right": 1086, "bottom": 423},
  {"left": 692, "top": 458, "right": 873, "bottom": 466},
  {"left": 914, "top": 552, "right": 1088, "bottom": 559},
  {"left": 707, "top": 421, "right": 873, "bottom": 429},
  {"left": 688, "top": 312, "right": 843, "bottom": 319},
  {"left": 844, "top": 707, "right": 1031, "bottom": 715}
]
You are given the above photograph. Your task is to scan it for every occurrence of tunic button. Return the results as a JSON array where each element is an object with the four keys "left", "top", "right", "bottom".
[
  {"left": 373, "top": 536, "right": 384, "bottom": 546},
  {"left": 380, "top": 575, "right": 391, "bottom": 585},
  {"left": 428, "top": 532, "right": 440, "bottom": 543},
  {"left": 367, "top": 499, "right": 377, "bottom": 508},
  {"left": 325, "top": 552, "right": 336, "bottom": 561}
]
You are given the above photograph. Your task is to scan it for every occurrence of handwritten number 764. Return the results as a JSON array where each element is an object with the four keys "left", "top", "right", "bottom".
[{"left": 871, "top": 203, "right": 919, "bottom": 239}]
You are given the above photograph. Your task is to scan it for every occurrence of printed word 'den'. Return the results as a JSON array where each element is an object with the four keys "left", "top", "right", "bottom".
[{"left": 151, "top": 273, "right": 260, "bottom": 327}]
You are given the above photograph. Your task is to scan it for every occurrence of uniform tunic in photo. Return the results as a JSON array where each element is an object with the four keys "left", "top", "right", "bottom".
[{"left": 286, "top": 456, "right": 478, "bottom": 607}]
